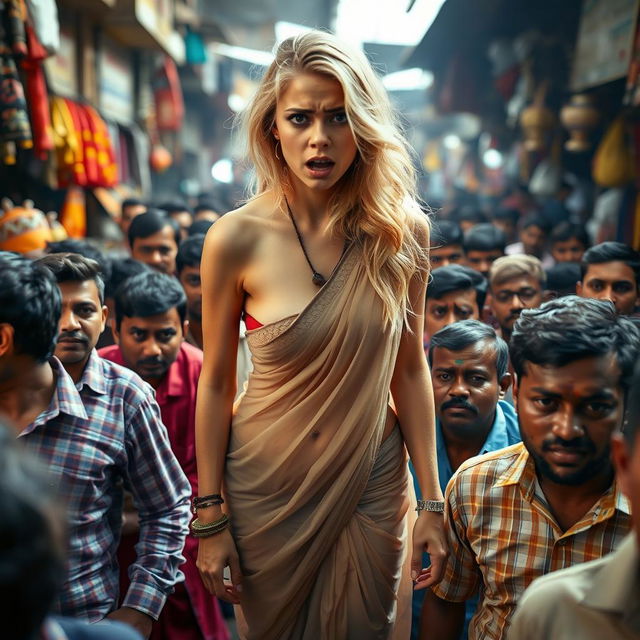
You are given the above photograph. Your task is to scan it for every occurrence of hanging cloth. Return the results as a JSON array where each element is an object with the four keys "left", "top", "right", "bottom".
[
  {"left": 51, "top": 95, "right": 82, "bottom": 187},
  {"left": 20, "top": 22, "right": 53, "bottom": 159},
  {"left": 2, "top": 0, "right": 28, "bottom": 57},
  {"left": 153, "top": 56, "right": 184, "bottom": 131}
]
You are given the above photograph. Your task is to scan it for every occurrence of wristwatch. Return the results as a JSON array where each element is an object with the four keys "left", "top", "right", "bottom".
[{"left": 415, "top": 499, "right": 445, "bottom": 514}]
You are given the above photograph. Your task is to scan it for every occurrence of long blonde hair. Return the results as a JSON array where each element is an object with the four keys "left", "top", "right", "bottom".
[{"left": 241, "top": 31, "right": 429, "bottom": 329}]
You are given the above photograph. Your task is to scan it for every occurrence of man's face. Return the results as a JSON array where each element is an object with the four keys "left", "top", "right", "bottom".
[
  {"left": 492, "top": 219, "right": 515, "bottom": 241},
  {"left": 425, "top": 289, "right": 479, "bottom": 339},
  {"left": 517, "top": 355, "right": 623, "bottom": 486},
  {"left": 170, "top": 211, "right": 193, "bottom": 241},
  {"left": 432, "top": 339, "right": 510, "bottom": 438},
  {"left": 55, "top": 280, "right": 107, "bottom": 367},
  {"left": 179, "top": 265, "right": 202, "bottom": 320},
  {"left": 520, "top": 224, "right": 546, "bottom": 257},
  {"left": 114, "top": 309, "right": 185, "bottom": 384},
  {"left": 577, "top": 261, "right": 638, "bottom": 315},
  {"left": 430, "top": 244, "right": 464, "bottom": 270},
  {"left": 490, "top": 275, "right": 543, "bottom": 334},
  {"left": 120, "top": 204, "right": 146, "bottom": 236},
  {"left": 551, "top": 237, "right": 586, "bottom": 264},
  {"left": 466, "top": 249, "right": 504, "bottom": 278},
  {"left": 131, "top": 225, "right": 178, "bottom": 275}
]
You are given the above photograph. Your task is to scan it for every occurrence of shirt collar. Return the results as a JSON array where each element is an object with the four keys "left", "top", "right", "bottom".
[
  {"left": 155, "top": 346, "right": 185, "bottom": 402},
  {"left": 479, "top": 403, "right": 511, "bottom": 455},
  {"left": 436, "top": 402, "right": 514, "bottom": 491},
  {"left": 76, "top": 349, "right": 107, "bottom": 395},
  {"left": 582, "top": 534, "right": 640, "bottom": 630},
  {"left": 494, "top": 443, "right": 631, "bottom": 516},
  {"left": 25, "top": 358, "right": 88, "bottom": 433}
]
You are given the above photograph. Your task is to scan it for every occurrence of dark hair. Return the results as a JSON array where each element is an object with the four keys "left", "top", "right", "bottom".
[
  {"left": 455, "top": 207, "right": 488, "bottom": 226},
  {"left": 128, "top": 210, "right": 181, "bottom": 248},
  {"left": 520, "top": 213, "right": 550, "bottom": 233},
  {"left": 550, "top": 222, "right": 590, "bottom": 249},
  {"left": 0, "top": 252, "right": 60, "bottom": 363},
  {"left": 159, "top": 201, "right": 191, "bottom": 216},
  {"left": 545, "top": 262, "right": 581, "bottom": 297},
  {"left": 430, "top": 219, "right": 463, "bottom": 248},
  {"left": 463, "top": 223, "right": 507, "bottom": 253},
  {"left": 121, "top": 197, "right": 145, "bottom": 213},
  {"left": 188, "top": 219, "right": 215, "bottom": 236},
  {"left": 105, "top": 258, "right": 151, "bottom": 299},
  {"left": 45, "top": 239, "right": 112, "bottom": 286},
  {"left": 0, "top": 418, "right": 64, "bottom": 639},
  {"left": 428, "top": 264, "right": 487, "bottom": 309},
  {"left": 114, "top": 271, "right": 187, "bottom": 330},
  {"left": 429, "top": 319, "right": 509, "bottom": 379},
  {"left": 37, "top": 253, "right": 105, "bottom": 304},
  {"left": 492, "top": 208, "right": 519, "bottom": 225},
  {"left": 177, "top": 234, "right": 205, "bottom": 273},
  {"left": 194, "top": 201, "right": 220, "bottom": 215},
  {"left": 510, "top": 296, "right": 640, "bottom": 394},
  {"left": 580, "top": 241, "right": 640, "bottom": 288}
]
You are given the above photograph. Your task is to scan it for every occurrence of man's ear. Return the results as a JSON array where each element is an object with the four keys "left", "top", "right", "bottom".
[
  {"left": 0, "top": 323, "right": 14, "bottom": 358},
  {"left": 100, "top": 305, "right": 109, "bottom": 333},
  {"left": 611, "top": 433, "right": 631, "bottom": 499},
  {"left": 182, "top": 320, "right": 189, "bottom": 341},
  {"left": 576, "top": 280, "right": 583, "bottom": 296},
  {"left": 499, "top": 372, "right": 512, "bottom": 395},
  {"left": 112, "top": 323, "right": 121, "bottom": 346}
]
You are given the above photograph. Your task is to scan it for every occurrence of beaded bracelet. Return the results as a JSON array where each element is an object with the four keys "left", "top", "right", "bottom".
[
  {"left": 190, "top": 514, "right": 230, "bottom": 538},
  {"left": 191, "top": 493, "right": 224, "bottom": 515}
]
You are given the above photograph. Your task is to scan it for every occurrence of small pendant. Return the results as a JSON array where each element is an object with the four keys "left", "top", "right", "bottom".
[{"left": 312, "top": 272, "right": 326, "bottom": 287}]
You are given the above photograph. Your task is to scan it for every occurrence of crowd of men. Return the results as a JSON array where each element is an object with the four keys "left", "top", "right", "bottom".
[{"left": 0, "top": 195, "right": 639, "bottom": 640}]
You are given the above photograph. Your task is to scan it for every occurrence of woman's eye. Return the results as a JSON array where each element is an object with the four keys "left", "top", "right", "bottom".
[
  {"left": 288, "top": 114, "right": 307, "bottom": 125},
  {"left": 332, "top": 112, "right": 348, "bottom": 124}
]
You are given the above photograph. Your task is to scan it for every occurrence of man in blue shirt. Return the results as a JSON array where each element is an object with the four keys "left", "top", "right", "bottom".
[{"left": 411, "top": 320, "right": 519, "bottom": 639}]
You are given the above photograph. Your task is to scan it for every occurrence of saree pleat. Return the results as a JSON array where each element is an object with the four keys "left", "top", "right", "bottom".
[{"left": 227, "top": 245, "right": 411, "bottom": 639}]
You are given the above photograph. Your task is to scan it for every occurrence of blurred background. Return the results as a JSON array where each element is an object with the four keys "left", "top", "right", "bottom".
[{"left": 1, "top": 0, "right": 639, "bottom": 249}]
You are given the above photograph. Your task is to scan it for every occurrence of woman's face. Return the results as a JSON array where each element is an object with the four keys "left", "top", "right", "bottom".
[{"left": 273, "top": 72, "right": 358, "bottom": 195}]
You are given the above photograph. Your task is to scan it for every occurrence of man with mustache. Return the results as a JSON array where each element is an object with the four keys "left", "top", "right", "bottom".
[
  {"left": 410, "top": 320, "right": 517, "bottom": 640},
  {"left": 420, "top": 297, "right": 639, "bottom": 640},
  {"left": 19, "top": 252, "right": 191, "bottom": 638},
  {"left": 488, "top": 254, "right": 544, "bottom": 342},
  {"left": 99, "top": 270, "right": 229, "bottom": 640}
]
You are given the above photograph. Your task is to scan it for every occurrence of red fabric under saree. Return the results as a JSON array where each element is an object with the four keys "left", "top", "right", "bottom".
[{"left": 227, "top": 245, "right": 413, "bottom": 639}]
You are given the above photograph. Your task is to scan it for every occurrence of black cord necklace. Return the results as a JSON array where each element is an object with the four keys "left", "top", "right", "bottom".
[{"left": 284, "top": 197, "right": 327, "bottom": 287}]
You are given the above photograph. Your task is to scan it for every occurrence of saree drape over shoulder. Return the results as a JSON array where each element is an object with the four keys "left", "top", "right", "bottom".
[{"left": 227, "top": 246, "right": 413, "bottom": 640}]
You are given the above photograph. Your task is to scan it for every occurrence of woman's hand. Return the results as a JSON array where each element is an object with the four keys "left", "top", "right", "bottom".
[
  {"left": 196, "top": 529, "right": 243, "bottom": 604},
  {"left": 411, "top": 510, "right": 448, "bottom": 590}
]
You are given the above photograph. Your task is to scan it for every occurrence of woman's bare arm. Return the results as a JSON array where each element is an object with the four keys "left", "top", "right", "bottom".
[
  {"left": 390, "top": 215, "right": 447, "bottom": 587},
  {"left": 194, "top": 212, "right": 251, "bottom": 603}
]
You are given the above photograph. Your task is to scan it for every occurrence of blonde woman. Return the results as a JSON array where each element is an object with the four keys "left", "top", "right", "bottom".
[{"left": 194, "top": 31, "right": 446, "bottom": 639}]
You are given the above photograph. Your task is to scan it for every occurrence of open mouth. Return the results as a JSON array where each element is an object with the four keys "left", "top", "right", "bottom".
[{"left": 306, "top": 158, "right": 335, "bottom": 176}]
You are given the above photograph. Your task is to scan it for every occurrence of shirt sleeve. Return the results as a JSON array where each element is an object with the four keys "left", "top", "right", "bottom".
[
  {"left": 432, "top": 471, "right": 482, "bottom": 602},
  {"left": 120, "top": 390, "right": 191, "bottom": 620}
]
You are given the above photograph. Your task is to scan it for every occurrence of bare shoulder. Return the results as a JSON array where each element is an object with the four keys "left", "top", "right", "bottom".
[
  {"left": 407, "top": 207, "right": 430, "bottom": 247},
  {"left": 202, "top": 194, "right": 276, "bottom": 267}
]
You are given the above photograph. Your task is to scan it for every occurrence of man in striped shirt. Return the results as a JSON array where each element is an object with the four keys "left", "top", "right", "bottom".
[
  {"left": 0, "top": 252, "right": 191, "bottom": 639},
  {"left": 420, "top": 296, "right": 640, "bottom": 640}
]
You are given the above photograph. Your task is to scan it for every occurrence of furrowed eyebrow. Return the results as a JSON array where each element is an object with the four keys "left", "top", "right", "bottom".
[{"left": 284, "top": 107, "right": 345, "bottom": 113}]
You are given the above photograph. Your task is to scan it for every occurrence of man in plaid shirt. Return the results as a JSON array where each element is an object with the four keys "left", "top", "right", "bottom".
[
  {"left": 0, "top": 252, "right": 191, "bottom": 639},
  {"left": 420, "top": 297, "right": 640, "bottom": 640}
]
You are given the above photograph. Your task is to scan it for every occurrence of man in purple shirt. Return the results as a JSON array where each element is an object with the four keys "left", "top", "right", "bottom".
[{"left": 0, "top": 251, "right": 191, "bottom": 639}]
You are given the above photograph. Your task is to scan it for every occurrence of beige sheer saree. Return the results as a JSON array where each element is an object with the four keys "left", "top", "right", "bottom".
[{"left": 227, "top": 246, "right": 412, "bottom": 639}]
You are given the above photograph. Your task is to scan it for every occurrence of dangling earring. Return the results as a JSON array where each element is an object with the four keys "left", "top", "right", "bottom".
[{"left": 274, "top": 140, "right": 281, "bottom": 160}]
